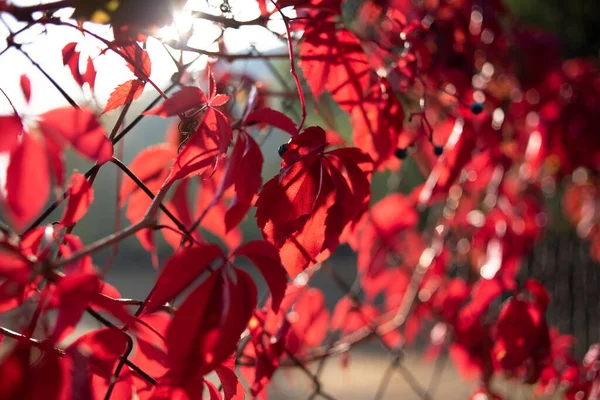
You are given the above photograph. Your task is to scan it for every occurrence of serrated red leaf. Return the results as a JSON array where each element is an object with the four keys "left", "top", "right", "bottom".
[
  {"left": 120, "top": 43, "right": 151, "bottom": 82},
  {"left": 38, "top": 107, "right": 113, "bottom": 164},
  {"left": 244, "top": 108, "right": 297, "bottom": 136},
  {"left": 234, "top": 240, "right": 287, "bottom": 313},
  {"left": 166, "top": 108, "right": 232, "bottom": 184},
  {"left": 0, "top": 115, "right": 22, "bottom": 152},
  {"left": 60, "top": 172, "right": 93, "bottom": 226},
  {"left": 145, "top": 244, "right": 224, "bottom": 314},
  {"left": 19, "top": 75, "right": 31, "bottom": 103},
  {"left": 215, "top": 358, "right": 245, "bottom": 400},
  {"left": 104, "top": 79, "right": 145, "bottom": 114},
  {"left": 255, "top": 126, "right": 372, "bottom": 277},
  {"left": 145, "top": 86, "right": 206, "bottom": 117},
  {"left": 5, "top": 134, "right": 50, "bottom": 230},
  {"left": 300, "top": 23, "right": 370, "bottom": 113}
]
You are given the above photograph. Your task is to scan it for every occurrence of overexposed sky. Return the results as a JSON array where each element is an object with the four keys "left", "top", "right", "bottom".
[{"left": 0, "top": 0, "right": 288, "bottom": 116}]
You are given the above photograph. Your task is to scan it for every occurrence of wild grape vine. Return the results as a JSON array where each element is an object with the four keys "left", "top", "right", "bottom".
[{"left": 0, "top": 0, "right": 598, "bottom": 399}]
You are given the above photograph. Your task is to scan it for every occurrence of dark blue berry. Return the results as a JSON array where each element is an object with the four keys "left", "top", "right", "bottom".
[
  {"left": 433, "top": 145, "right": 444, "bottom": 156},
  {"left": 470, "top": 102, "right": 484, "bottom": 115},
  {"left": 278, "top": 143, "right": 289, "bottom": 157},
  {"left": 395, "top": 147, "right": 408, "bottom": 159}
]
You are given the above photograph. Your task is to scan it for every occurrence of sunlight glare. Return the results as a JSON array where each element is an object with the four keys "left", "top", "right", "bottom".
[{"left": 157, "top": 11, "right": 194, "bottom": 42}]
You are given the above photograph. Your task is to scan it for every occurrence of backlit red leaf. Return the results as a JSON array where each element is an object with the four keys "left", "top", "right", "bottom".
[
  {"left": 51, "top": 271, "right": 100, "bottom": 343},
  {"left": 120, "top": 43, "right": 152, "bottom": 82},
  {"left": 145, "top": 244, "right": 224, "bottom": 314},
  {"left": 351, "top": 81, "right": 404, "bottom": 168},
  {"left": 19, "top": 75, "right": 31, "bottom": 103},
  {"left": 167, "top": 267, "right": 256, "bottom": 386},
  {"left": 300, "top": 23, "right": 370, "bottom": 113},
  {"left": 38, "top": 107, "right": 113, "bottom": 164},
  {"left": 217, "top": 133, "right": 263, "bottom": 232},
  {"left": 210, "top": 94, "right": 229, "bottom": 107},
  {"left": 215, "top": 358, "right": 245, "bottom": 400},
  {"left": 83, "top": 56, "right": 96, "bottom": 90},
  {"left": 104, "top": 79, "right": 145, "bottom": 114},
  {"left": 62, "top": 42, "right": 83, "bottom": 86},
  {"left": 255, "top": 126, "right": 372, "bottom": 277},
  {"left": 5, "top": 134, "right": 50, "bottom": 230},
  {"left": 145, "top": 86, "right": 206, "bottom": 117},
  {"left": 60, "top": 172, "right": 93, "bottom": 226},
  {"left": 234, "top": 240, "right": 287, "bottom": 313},
  {"left": 120, "top": 143, "right": 176, "bottom": 202},
  {"left": 244, "top": 108, "right": 297, "bottom": 136},
  {"left": 0, "top": 115, "right": 22, "bottom": 152},
  {"left": 166, "top": 108, "right": 232, "bottom": 183}
]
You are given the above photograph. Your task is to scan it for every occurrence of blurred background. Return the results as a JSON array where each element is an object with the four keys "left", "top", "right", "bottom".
[{"left": 0, "top": 0, "right": 599, "bottom": 398}]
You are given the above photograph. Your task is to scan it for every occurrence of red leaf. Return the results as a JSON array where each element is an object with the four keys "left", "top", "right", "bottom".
[
  {"left": 0, "top": 345, "right": 69, "bottom": 400},
  {"left": 145, "top": 86, "right": 207, "bottom": 117},
  {"left": 255, "top": 126, "right": 372, "bottom": 277},
  {"left": 234, "top": 240, "right": 287, "bottom": 313},
  {"left": 195, "top": 168, "right": 243, "bottom": 251},
  {"left": 209, "top": 94, "right": 230, "bottom": 107},
  {"left": 66, "top": 328, "right": 131, "bottom": 400},
  {"left": 82, "top": 56, "right": 96, "bottom": 90},
  {"left": 166, "top": 108, "right": 232, "bottom": 184},
  {"left": 215, "top": 358, "right": 245, "bottom": 400},
  {"left": 0, "top": 247, "right": 31, "bottom": 282},
  {"left": 160, "top": 179, "right": 197, "bottom": 248},
  {"left": 51, "top": 271, "right": 100, "bottom": 343},
  {"left": 119, "top": 43, "right": 152, "bottom": 81},
  {"left": 120, "top": 143, "right": 176, "bottom": 202},
  {"left": 62, "top": 42, "right": 84, "bottom": 87},
  {"left": 38, "top": 107, "right": 113, "bottom": 164},
  {"left": 5, "top": 134, "right": 50, "bottom": 230},
  {"left": 331, "top": 296, "right": 379, "bottom": 333},
  {"left": 60, "top": 172, "right": 93, "bottom": 226},
  {"left": 217, "top": 133, "right": 263, "bottom": 232},
  {"left": 125, "top": 189, "right": 157, "bottom": 260},
  {"left": 19, "top": 75, "right": 31, "bottom": 103},
  {"left": 0, "top": 115, "right": 22, "bottom": 152},
  {"left": 288, "top": 287, "right": 329, "bottom": 352},
  {"left": 205, "top": 381, "right": 222, "bottom": 400},
  {"left": 244, "top": 108, "right": 297, "bottom": 136},
  {"left": 145, "top": 244, "right": 224, "bottom": 314},
  {"left": 351, "top": 81, "right": 404, "bottom": 167},
  {"left": 103, "top": 79, "right": 145, "bottom": 114},
  {"left": 166, "top": 272, "right": 219, "bottom": 383},
  {"left": 299, "top": 23, "right": 370, "bottom": 113},
  {"left": 45, "top": 134, "right": 65, "bottom": 187},
  {"left": 167, "top": 268, "right": 256, "bottom": 385}
]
